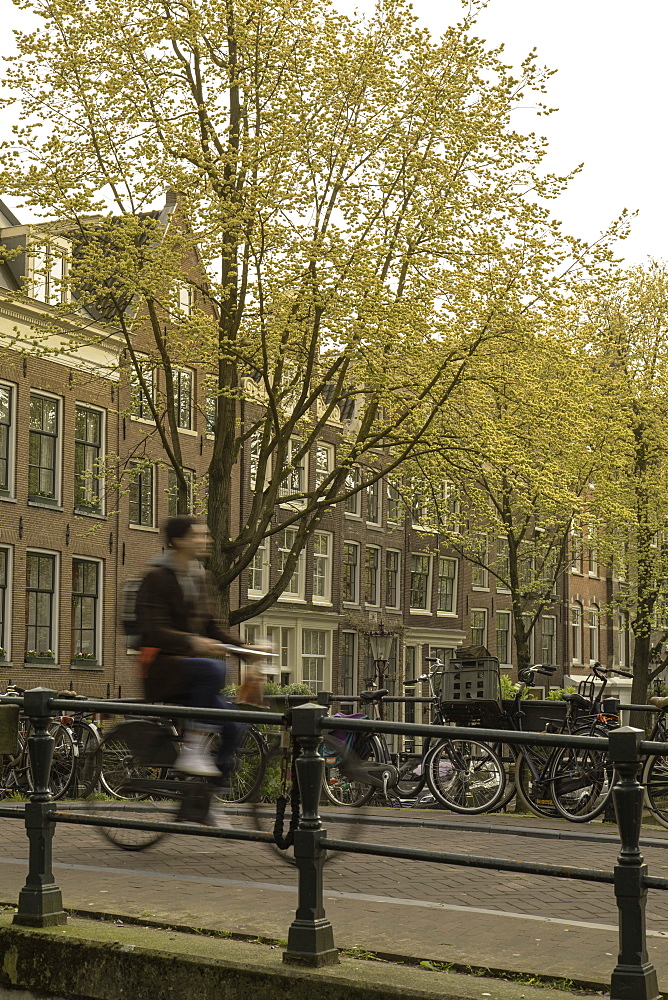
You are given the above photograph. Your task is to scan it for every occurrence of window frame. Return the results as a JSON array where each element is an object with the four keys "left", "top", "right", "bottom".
[
  {"left": 470, "top": 608, "right": 487, "bottom": 648},
  {"left": 364, "top": 544, "right": 381, "bottom": 607},
  {"left": 0, "top": 380, "right": 16, "bottom": 498},
  {"left": 312, "top": 530, "right": 333, "bottom": 605},
  {"left": 0, "top": 545, "right": 12, "bottom": 659},
  {"left": 247, "top": 537, "right": 269, "bottom": 596},
  {"left": 25, "top": 549, "right": 59, "bottom": 659},
  {"left": 340, "top": 630, "right": 357, "bottom": 696},
  {"left": 436, "top": 556, "right": 458, "bottom": 615},
  {"left": 385, "top": 548, "right": 401, "bottom": 609},
  {"left": 301, "top": 627, "right": 330, "bottom": 694},
  {"left": 30, "top": 241, "right": 68, "bottom": 305},
  {"left": 314, "top": 442, "right": 334, "bottom": 494},
  {"left": 278, "top": 438, "right": 306, "bottom": 506},
  {"left": 540, "top": 615, "right": 556, "bottom": 666},
  {"left": 129, "top": 358, "right": 156, "bottom": 422},
  {"left": 409, "top": 552, "right": 432, "bottom": 612},
  {"left": 277, "top": 527, "right": 305, "bottom": 600},
  {"left": 174, "top": 368, "right": 194, "bottom": 431},
  {"left": 588, "top": 605, "right": 600, "bottom": 663},
  {"left": 167, "top": 467, "right": 195, "bottom": 517},
  {"left": 470, "top": 533, "right": 489, "bottom": 590},
  {"left": 71, "top": 557, "right": 102, "bottom": 664},
  {"left": 366, "top": 479, "right": 381, "bottom": 525},
  {"left": 496, "top": 610, "right": 512, "bottom": 666},
  {"left": 28, "top": 391, "right": 62, "bottom": 505},
  {"left": 74, "top": 403, "right": 105, "bottom": 515},
  {"left": 571, "top": 603, "right": 583, "bottom": 663},
  {"left": 344, "top": 467, "right": 362, "bottom": 517},
  {"left": 128, "top": 461, "right": 156, "bottom": 529},
  {"left": 342, "top": 541, "right": 360, "bottom": 604}
]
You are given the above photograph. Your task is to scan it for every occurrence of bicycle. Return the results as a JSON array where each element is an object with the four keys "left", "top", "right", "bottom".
[
  {"left": 638, "top": 696, "right": 668, "bottom": 828},
  {"left": 0, "top": 685, "right": 77, "bottom": 800}
]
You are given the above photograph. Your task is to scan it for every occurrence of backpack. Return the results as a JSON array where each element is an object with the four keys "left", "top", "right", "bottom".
[{"left": 121, "top": 575, "right": 144, "bottom": 650}]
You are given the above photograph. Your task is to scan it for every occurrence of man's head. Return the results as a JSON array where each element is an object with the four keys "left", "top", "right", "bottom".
[{"left": 163, "top": 516, "right": 211, "bottom": 560}]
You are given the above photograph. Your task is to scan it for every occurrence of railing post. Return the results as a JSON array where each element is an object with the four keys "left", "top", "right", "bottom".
[
  {"left": 13, "top": 688, "right": 66, "bottom": 928},
  {"left": 609, "top": 726, "right": 659, "bottom": 1000},
  {"left": 283, "top": 702, "right": 338, "bottom": 968}
]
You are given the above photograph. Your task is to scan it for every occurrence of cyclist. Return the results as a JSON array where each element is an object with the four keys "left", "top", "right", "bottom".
[{"left": 135, "top": 515, "right": 263, "bottom": 782}]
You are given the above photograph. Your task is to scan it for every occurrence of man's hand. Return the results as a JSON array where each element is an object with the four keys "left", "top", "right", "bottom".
[{"left": 190, "top": 636, "right": 225, "bottom": 657}]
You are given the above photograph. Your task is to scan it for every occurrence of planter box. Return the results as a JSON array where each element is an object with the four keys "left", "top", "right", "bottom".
[
  {"left": 70, "top": 658, "right": 99, "bottom": 667},
  {"left": 24, "top": 657, "right": 56, "bottom": 665},
  {"left": 500, "top": 699, "right": 567, "bottom": 732}
]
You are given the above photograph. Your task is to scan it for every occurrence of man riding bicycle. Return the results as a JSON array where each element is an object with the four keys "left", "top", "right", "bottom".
[{"left": 135, "top": 515, "right": 263, "bottom": 783}]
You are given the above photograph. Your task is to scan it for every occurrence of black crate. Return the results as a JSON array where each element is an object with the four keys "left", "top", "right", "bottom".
[{"left": 438, "top": 657, "right": 501, "bottom": 704}]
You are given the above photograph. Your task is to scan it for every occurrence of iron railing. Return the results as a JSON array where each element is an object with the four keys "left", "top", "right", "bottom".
[{"left": 0, "top": 687, "right": 666, "bottom": 1000}]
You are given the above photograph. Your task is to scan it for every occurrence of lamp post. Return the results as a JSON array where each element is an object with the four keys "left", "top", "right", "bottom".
[{"left": 369, "top": 622, "right": 394, "bottom": 719}]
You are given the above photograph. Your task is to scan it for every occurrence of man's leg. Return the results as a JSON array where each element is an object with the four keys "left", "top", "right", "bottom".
[{"left": 174, "top": 658, "right": 227, "bottom": 777}]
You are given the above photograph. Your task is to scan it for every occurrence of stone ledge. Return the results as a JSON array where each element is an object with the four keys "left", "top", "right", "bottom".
[{"left": 0, "top": 915, "right": 600, "bottom": 1000}]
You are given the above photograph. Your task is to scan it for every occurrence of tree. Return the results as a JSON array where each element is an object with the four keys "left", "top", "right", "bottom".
[
  {"left": 577, "top": 263, "right": 668, "bottom": 712},
  {"left": 0, "top": 0, "right": 614, "bottom": 624},
  {"left": 399, "top": 326, "right": 616, "bottom": 675}
]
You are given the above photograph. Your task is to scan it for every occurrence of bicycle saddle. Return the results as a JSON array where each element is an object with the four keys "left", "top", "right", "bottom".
[
  {"left": 650, "top": 696, "right": 668, "bottom": 711},
  {"left": 359, "top": 688, "right": 389, "bottom": 702},
  {"left": 563, "top": 692, "right": 591, "bottom": 710}
]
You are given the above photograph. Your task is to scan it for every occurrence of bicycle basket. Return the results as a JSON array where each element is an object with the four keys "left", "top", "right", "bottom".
[{"left": 438, "top": 655, "right": 503, "bottom": 726}]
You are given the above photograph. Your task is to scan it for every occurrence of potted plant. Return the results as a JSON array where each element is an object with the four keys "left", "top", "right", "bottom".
[
  {"left": 25, "top": 649, "right": 56, "bottom": 664},
  {"left": 70, "top": 651, "right": 98, "bottom": 666}
]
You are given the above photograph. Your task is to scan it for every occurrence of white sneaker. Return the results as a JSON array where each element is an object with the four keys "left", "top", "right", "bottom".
[
  {"left": 174, "top": 746, "right": 222, "bottom": 777},
  {"left": 201, "top": 808, "right": 232, "bottom": 829}
]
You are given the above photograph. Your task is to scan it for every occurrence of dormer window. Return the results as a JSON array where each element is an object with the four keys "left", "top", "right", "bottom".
[{"left": 31, "top": 242, "right": 68, "bottom": 305}]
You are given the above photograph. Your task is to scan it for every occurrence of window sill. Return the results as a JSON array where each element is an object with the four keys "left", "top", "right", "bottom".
[
  {"left": 177, "top": 427, "right": 197, "bottom": 437},
  {"left": 384, "top": 605, "right": 401, "bottom": 613},
  {"left": 571, "top": 570, "right": 584, "bottom": 577},
  {"left": 409, "top": 609, "right": 432, "bottom": 616},
  {"left": 0, "top": 493, "right": 15, "bottom": 503},
  {"left": 344, "top": 512, "right": 362, "bottom": 520},
  {"left": 496, "top": 587, "right": 511, "bottom": 595},
  {"left": 129, "top": 416, "right": 155, "bottom": 426},
  {"left": 312, "top": 599, "right": 333, "bottom": 607},
  {"left": 128, "top": 524, "right": 159, "bottom": 532},
  {"left": 436, "top": 611, "right": 457, "bottom": 618},
  {"left": 24, "top": 661, "right": 60, "bottom": 669},
  {"left": 74, "top": 508, "right": 106, "bottom": 519},
  {"left": 71, "top": 662, "right": 104, "bottom": 672},
  {"left": 277, "top": 595, "right": 307, "bottom": 604},
  {"left": 0, "top": 661, "right": 13, "bottom": 668},
  {"left": 471, "top": 586, "right": 490, "bottom": 593},
  {"left": 342, "top": 601, "right": 361, "bottom": 609},
  {"left": 365, "top": 522, "right": 384, "bottom": 531},
  {"left": 28, "top": 499, "right": 62, "bottom": 511}
]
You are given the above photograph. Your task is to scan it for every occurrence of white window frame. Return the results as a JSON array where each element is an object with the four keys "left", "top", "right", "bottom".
[
  {"left": 588, "top": 534, "right": 599, "bottom": 578},
  {"left": 386, "top": 481, "right": 401, "bottom": 523},
  {"left": 385, "top": 548, "right": 401, "bottom": 610},
  {"left": 342, "top": 541, "right": 360, "bottom": 605},
  {"left": 167, "top": 467, "right": 195, "bottom": 516},
  {"left": 175, "top": 282, "right": 193, "bottom": 316},
  {"left": 129, "top": 357, "right": 156, "bottom": 423},
  {"left": 174, "top": 368, "right": 194, "bottom": 432},
  {"left": 277, "top": 527, "right": 305, "bottom": 600},
  {"left": 71, "top": 556, "right": 103, "bottom": 666},
  {"left": 278, "top": 438, "right": 306, "bottom": 507},
  {"left": 30, "top": 239, "right": 69, "bottom": 305},
  {"left": 436, "top": 556, "right": 458, "bottom": 615},
  {"left": 496, "top": 536, "right": 511, "bottom": 593},
  {"left": 540, "top": 615, "right": 556, "bottom": 666},
  {"left": 409, "top": 553, "right": 432, "bottom": 613},
  {"left": 25, "top": 548, "right": 59, "bottom": 660},
  {"left": 312, "top": 531, "right": 332, "bottom": 605},
  {"left": 247, "top": 537, "right": 269, "bottom": 596},
  {"left": 301, "top": 628, "right": 331, "bottom": 694},
  {"left": 522, "top": 614, "right": 535, "bottom": 665},
  {"left": 617, "top": 613, "right": 629, "bottom": 668},
  {"left": 0, "top": 545, "right": 13, "bottom": 661},
  {"left": 366, "top": 479, "right": 381, "bottom": 525},
  {"left": 314, "top": 442, "right": 334, "bottom": 494},
  {"left": 571, "top": 521, "right": 583, "bottom": 575},
  {"left": 28, "top": 390, "right": 62, "bottom": 506},
  {"left": 340, "top": 630, "right": 357, "bottom": 696},
  {"left": 470, "top": 608, "right": 487, "bottom": 648},
  {"left": 364, "top": 544, "right": 381, "bottom": 607},
  {"left": 344, "top": 467, "right": 361, "bottom": 517},
  {"left": 0, "top": 380, "right": 17, "bottom": 499},
  {"left": 571, "top": 603, "right": 583, "bottom": 664},
  {"left": 74, "top": 402, "right": 106, "bottom": 516},
  {"left": 589, "top": 605, "right": 600, "bottom": 664},
  {"left": 471, "top": 533, "right": 489, "bottom": 590}
]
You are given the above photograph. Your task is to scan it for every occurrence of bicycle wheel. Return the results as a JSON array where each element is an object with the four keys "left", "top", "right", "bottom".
[
  {"left": 490, "top": 743, "right": 518, "bottom": 811},
  {"left": 25, "top": 724, "right": 77, "bottom": 800},
  {"left": 549, "top": 729, "right": 614, "bottom": 822},
  {"left": 320, "top": 734, "right": 382, "bottom": 807},
  {"left": 205, "top": 724, "right": 266, "bottom": 803},
  {"left": 426, "top": 739, "right": 506, "bottom": 813},
  {"left": 514, "top": 748, "right": 560, "bottom": 819},
  {"left": 395, "top": 754, "right": 428, "bottom": 800},
  {"left": 98, "top": 721, "right": 169, "bottom": 801},
  {"left": 644, "top": 752, "right": 668, "bottom": 828},
  {"left": 0, "top": 733, "right": 27, "bottom": 799},
  {"left": 70, "top": 721, "right": 102, "bottom": 798}
]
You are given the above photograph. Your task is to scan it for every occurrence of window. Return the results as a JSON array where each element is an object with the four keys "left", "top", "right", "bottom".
[
  {"left": 277, "top": 527, "right": 304, "bottom": 598},
  {"left": 312, "top": 532, "right": 332, "bottom": 603},
  {"left": 0, "top": 383, "right": 14, "bottom": 494},
  {"left": 411, "top": 493, "right": 426, "bottom": 526},
  {"left": 129, "top": 360, "right": 155, "bottom": 420},
  {"left": 342, "top": 542, "right": 359, "bottom": 603},
  {"left": 366, "top": 480, "right": 381, "bottom": 524},
  {"left": 340, "top": 631, "right": 357, "bottom": 696},
  {"left": 437, "top": 557, "right": 457, "bottom": 613},
  {"left": 470, "top": 609, "right": 487, "bottom": 648},
  {"left": 541, "top": 616, "right": 556, "bottom": 665},
  {"left": 174, "top": 369, "right": 193, "bottom": 430},
  {"left": 205, "top": 392, "right": 217, "bottom": 434},
  {"left": 279, "top": 439, "right": 305, "bottom": 499},
  {"left": 387, "top": 482, "right": 401, "bottom": 522},
  {"left": 0, "top": 547, "right": 9, "bottom": 655},
  {"left": 72, "top": 559, "right": 100, "bottom": 660},
  {"left": 26, "top": 552, "right": 57, "bottom": 655},
  {"left": 588, "top": 534, "right": 598, "bottom": 577},
  {"left": 410, "top": 554, "right": 431, "bottom": 611},
  {"left": 617, "top": 613, "right": 629, "bottom": 668},
  {"left": 175, "top": 283, "right": 192, "bottom": 316},
  {"left": 385, "top": 550, "right": 400, "bottom": 608},
  {"left": 314, "top": 443, "right": 333, "bottom": 493},
  {"left": 443, "top": 482, "right": 460, "bottom": 532},
  {"left": 344, "top": 467, "right": 361, "bottom": 515},
  {"left": 571, "top": 603, "right": 583, "bottom": 663},
  {"left": 496, "top": 536, "right": 510, "bottom": 591},
  {"left": 29, "top": 393, "right": 59, "bottom": 501},
  {"left": 496, "top": 611, "right": 511, "bottom": 665},
  {"left": 264, "top": 625, "right": 294, "bottom": 685},
  {"left": 365, "top": 546, "right": 380, "bottom": 605},
  {"left": 405, "top": 646, "right": 417, "bottom": 725},
  {"left": 249, "top": 430, "right": 262, "bottom": 491},
  {"left": 589, "top": 606, "right": 600, "bottom": 663},
  {"left": 74, "top": 405, "right": 103, "bottom": 513},
  {"left": 129, "top": 462, "right": 154, "bottom": 527},
  {"left": 248, "top": 538, "right": 268, "bottom": 594},
  {"left": 302, "top": 629, "right": 328, "bottom": 693},
  {"left": 167, "top": 467, "right": 194, "bottom": 516},
  {"left": 471, "top": 534, "right": 488, "bottom": 588},
  {"left": 31, "top": 244, "right": 66, "bottom": 304}
]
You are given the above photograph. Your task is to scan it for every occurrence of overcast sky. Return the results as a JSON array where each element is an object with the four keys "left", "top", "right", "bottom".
[{"left": 0, "top": 0, "right": 664, "bottom": 265}]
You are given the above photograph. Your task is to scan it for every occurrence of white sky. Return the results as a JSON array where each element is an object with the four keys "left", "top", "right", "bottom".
[{"left": 0, "top": 0, "right": 665, "bottom": 265}]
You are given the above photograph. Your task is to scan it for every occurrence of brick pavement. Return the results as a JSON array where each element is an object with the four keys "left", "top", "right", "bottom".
[{"left": 0, "top": 805, "right": 667, "bottom": 989}]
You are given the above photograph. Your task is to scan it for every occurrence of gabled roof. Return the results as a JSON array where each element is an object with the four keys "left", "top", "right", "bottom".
[{"left": 0, "top": 198, "right": 20, "bottom": 228}]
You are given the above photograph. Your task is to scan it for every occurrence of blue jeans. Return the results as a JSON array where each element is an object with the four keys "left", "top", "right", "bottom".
[{"left": 177, "top": 657, "right": 240, "bottom": 774}]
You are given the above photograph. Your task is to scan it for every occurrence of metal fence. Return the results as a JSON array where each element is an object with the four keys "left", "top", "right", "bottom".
[{"left": 0, "top": 686, "right": 666, "bottom": 1000}]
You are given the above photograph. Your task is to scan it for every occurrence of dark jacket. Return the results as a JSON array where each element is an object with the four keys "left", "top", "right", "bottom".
[{"left": 135, "top": 557, "right": 241, "bottom": 703}]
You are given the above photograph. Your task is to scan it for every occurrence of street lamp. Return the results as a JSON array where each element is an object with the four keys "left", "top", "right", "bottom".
[{"left": 369, "top": 622, "right": 394, "bottom": 718}]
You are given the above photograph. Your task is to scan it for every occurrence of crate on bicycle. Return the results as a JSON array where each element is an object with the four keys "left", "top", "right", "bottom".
[{"left": 437, "top": 647, "right": 503, "bottom": 725}]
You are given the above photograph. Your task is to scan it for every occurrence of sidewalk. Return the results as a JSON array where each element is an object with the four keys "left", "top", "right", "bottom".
[{"left": 0, "top": 804, "right": 665, "bottom": 995}]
